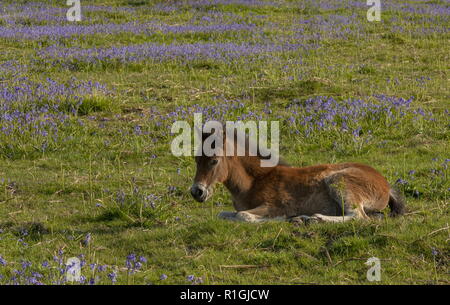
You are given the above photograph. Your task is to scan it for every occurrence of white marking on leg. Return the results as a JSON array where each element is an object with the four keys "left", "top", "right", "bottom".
[
  {"left": 236, "top": 211, "right": 263, "bottom": 223},
  {"left": 219, "top": 211, "right": 286, "bottom": 223},
  {"left": 312, "top": 212, "right": 357, "bottom": 223}
]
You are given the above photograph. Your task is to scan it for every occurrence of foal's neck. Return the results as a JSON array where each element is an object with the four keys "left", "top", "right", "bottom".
[{"left": 224, "top": 156, "right": 274, "bottom": 196}]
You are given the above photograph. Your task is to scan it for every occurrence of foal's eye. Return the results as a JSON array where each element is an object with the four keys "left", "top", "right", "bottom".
[{"left": 209, "top": 159, "right": 219, "bottom": 166}]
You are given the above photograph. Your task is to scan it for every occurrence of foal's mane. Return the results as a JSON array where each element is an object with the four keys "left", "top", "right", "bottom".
[{"left": 209, "top": 127, "right": 290, "bottom": 167}]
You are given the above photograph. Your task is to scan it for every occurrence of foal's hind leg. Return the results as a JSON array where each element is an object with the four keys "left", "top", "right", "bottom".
[
  {"left": 290, "top": 212, "right": 357, "bottom": 224},
  {"left": 310, "top": 211, "right": 357, "bottom": 223},
  {"left": 323, "top": 172, "right": 370, "bottom": 221},
  {"left": 292, "top": 173, "right": 371, "bottom": 224},
  {"left": 311, "top": 205, "right": 370, "bottom": 222}
]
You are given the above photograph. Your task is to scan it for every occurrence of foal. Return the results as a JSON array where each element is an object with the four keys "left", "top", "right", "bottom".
[{"left": 190, "top": 131, "right": 406, "bottom": 223}]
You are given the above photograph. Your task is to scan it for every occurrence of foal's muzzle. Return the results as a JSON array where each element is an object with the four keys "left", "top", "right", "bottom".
[{"left": 190, "top": 184, "right": 208, "bottom": 202}]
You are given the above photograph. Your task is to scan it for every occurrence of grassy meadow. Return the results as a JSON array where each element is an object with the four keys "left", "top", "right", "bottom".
[{"left": 0, "top": 0, "right": 448, "bottom": 284}]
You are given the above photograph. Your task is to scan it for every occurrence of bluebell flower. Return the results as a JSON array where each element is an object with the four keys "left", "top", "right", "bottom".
[{"left": 187, "top": 275, "right": 195, "bottom": 282}]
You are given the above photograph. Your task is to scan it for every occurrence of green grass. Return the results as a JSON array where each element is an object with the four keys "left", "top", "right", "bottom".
[{"left": 0, "top": 0, "right": 448, "bottom": 285}]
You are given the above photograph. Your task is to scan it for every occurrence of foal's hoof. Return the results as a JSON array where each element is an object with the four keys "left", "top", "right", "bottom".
[
  {"left": 290, "top": 215, "right": 320, "bottom": 225},
  {"left": 289, "top": 216, "right": 305, "bottom": 224}
]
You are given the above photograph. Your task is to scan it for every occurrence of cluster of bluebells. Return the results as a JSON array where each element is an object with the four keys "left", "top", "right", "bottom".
[
  {"left": 386, "top": 1, "right": 450, "bottom": 16},
  {"left": 294, "top": 0, "right": 450, "bottom": 16},
  {"left": 283, "top": 95, "right": 419, "bottom": 136},
  {"left": 295, "top": 0, "right": 450, "bottom": 38},
  {"left": 0, "top": 247, "right": 151, "bottom": 285},
  {"left": 0, "top": 60, "right": 27, "bottom": 79},
  {"left": 394, "top": 158, "right": 450, "bottom": 198},
  {"left": 152, "top": 0, "right": 280, "bottom": 12},
  {"left": 290, "top": 14, "right": 364, "bottom": 42},
  {"left": 148, "top": 99, "right": 252, "bottom": 137},
  {"left": 0, "top": 22, "right": 150, "bottom": 40},
  {"left": 0, "top": 2, "right": 136, "bottom": 25},
  {"left": 0, "top": 249, "right": 65, "bottom": 285},
  {"left": 0, "top": 65, "right": 110, "bottom": 152},
  {"left": 289, "top": 0, "right": 450, "bottom": 39},
  {"left": 188, "top": 11, "right": 247, "bottom": 24},
  {"left": 144, "top": 194, "right": 161, "bottom": 209},
  {"left": 0, "top": 21, "right": 257, "bottom": 41},
  {"left": 2, "top": 0, "right": 444, "bottom": 72},
  {"left": 39, "top": 41, "right": 311, "bottom": 66},
  {"left": 125, "top": 254, "right": 147, "bottom": 275},
  {"left": 0, "top": 0, "right": 446, "bottom": 45},
  {"left": 112, "top": 186, "right": 162, "bottom": 209},
  {"left": 147, "top": 94, "right": 434, "bottom": 140},
  {"left": 187, "top": 274, "right": 204, "bottom": 285},
  {"left": 101, "top": 185, "right": 177, "bottom": 225},
  {"left": 390, "top": 24, "right": 449, "bottom": 37}
]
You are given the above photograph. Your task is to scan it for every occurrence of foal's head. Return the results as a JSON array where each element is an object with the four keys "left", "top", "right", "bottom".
[
  {"left": 190, "top": 128, "right": 283, "bottom": 202},
  {"left": 190, "top": 131, "right": 229, "bottom": 202}
]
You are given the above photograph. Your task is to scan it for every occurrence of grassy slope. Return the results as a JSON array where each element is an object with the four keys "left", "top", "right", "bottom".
[{"left": 0, "top": 0, "right": 448, "bottom": 284}]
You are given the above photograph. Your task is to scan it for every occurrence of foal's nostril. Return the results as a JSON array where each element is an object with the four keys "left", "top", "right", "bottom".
[
  {"left": 191, "top": 184, "right": 207, "bottom": 201},
  {"left": 193, "top": 187, "right": 203, "bottom": 197}
]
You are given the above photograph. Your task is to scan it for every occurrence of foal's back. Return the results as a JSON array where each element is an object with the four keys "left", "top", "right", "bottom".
[
  {"left": 280, "top": 162, "right": 388, "bottom": 185},
  {"left": 272, "top": 162, "right": 391, "bottom": 216}
]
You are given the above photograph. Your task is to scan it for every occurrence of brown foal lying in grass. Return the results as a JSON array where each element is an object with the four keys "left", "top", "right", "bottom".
[{"left": 190, "top": 131, "right": 406, "bottom": 223}]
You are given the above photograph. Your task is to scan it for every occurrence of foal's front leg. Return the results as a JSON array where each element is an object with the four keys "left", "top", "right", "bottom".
[
  {"left": 219, "top": 205, "right": 284, "bottom": 223},
  {"left": 218, "top": 206, "right": 267, "bottom": 223},
  {"left": 235, "top": 208, "right": 267, "bottom": 223}
]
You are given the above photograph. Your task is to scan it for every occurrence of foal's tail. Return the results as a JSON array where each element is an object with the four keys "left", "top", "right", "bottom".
[{"left": 388, "top": 188, "right": 406, "bottom": 217}]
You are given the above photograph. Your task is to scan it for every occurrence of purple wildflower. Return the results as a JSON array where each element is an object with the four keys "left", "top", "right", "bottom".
[
  {"left": 108, "top": 271, "right": 118, "bottom": 284},
  {"left": 187, "top": 275, "right": 195, "bottom": 282},
  {"left": 82, "top": 233, "right": 91, "bottom": 246}
]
